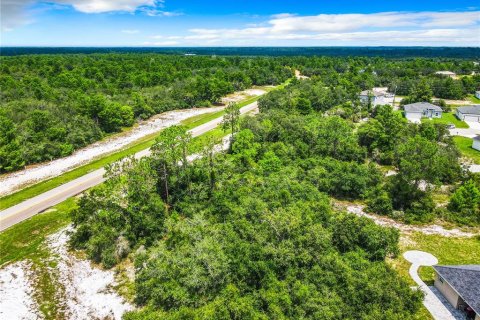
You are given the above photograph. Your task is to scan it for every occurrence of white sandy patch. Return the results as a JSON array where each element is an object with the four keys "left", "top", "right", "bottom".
[
  {"left": 0, "top": 262, "right": 40, "bottom": 320},
  {"left": 46, "top": 227, "right": 133, "bottom": 320},
  {"left": 221, "top": 88, "right": 266, "bottom": 104},
  {"left": 0, "top": 107, "right": 224, "bottom": 197},
  {"left": 346, "top": 205, "right": 476, "bottom": 237}
]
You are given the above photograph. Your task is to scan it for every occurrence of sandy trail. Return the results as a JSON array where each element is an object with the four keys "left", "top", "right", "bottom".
[
  {"left": 345, "top": 205, "right": 476, "bottom": 237},
  {"left": 0, "top": 107, "right": 223, "bottom": 197}
]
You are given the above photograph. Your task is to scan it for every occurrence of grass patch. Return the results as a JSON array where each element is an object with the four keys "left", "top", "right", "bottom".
[
  {"left": 181, "top": 109, "right": 226, "bottom": 129},
  {"left": 389, "top": 232, "right": 480, "bottom": 320},
  {"left": 467, "top": 94, "right": 480, "bottom": 104},
  {"left": 421, "top": 112, "right": 469, "bottom": 128},
  {"left": 0, "top": 132, "right": 160, "bottom": 211},
  {"left": 0, "top": 197, "right": 76, "bottom": 266},
  {"left": 453, "top": 136, "right": 480, "bottom": 164},
  {"left": 391, "top": 232, "right": 480, "bottom": 286}
]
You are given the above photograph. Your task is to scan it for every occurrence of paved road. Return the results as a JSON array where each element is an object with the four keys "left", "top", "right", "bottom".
[{"left": 0, "top": 102, "right": 258, "bottom": 232}]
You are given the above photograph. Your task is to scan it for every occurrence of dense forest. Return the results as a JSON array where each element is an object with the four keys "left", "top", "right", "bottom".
[
  {"left": 0, "top": 54, "right": 292, "bottom": 172},
  {"left": 71, "top": 114, "right": 424, "bottom": 320},
  {"left": 2, "top": 46, "right": 480, "bottom": 58},
  {"left": 2, "top": 54, "right": 480, "bottom": 173},
  {"left": 1, "top": 52, "right": 476, "bottom": 318}
]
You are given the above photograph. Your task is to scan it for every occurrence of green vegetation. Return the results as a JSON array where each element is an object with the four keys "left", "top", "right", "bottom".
[
  {"left": 468, "top": 94, "right": 480, "bottom": 103},
  {"left": 421, "top": 112, "right": 469, "bottom": 128},
  {"left": 71, "top": 100, "right": 429, "bottom": 318},
  {"left": 0, "top": 54, "right": 292, "bottom": 172},
  {"left": 392, "top": 232, "right": 480, "bottom": 286},
  {"left": 0, "top": 131, "right": 158, "bottom": 210},
  {"left": 0, "top": 198, "right": 75, "bottom": 266},
  {"left": 453, "top": 136, "right": 480, "bottom": 163}
]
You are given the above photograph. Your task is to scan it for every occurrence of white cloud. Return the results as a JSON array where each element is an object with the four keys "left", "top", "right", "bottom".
[
  {"left": 180, "top": 11, "right": 480, "bottom": 45},
  {"left": 122, "top": 29, "right": 140, "bottom": 34},
  {"left": 55, "top": 0, "right": 159, "bottom": 14}
]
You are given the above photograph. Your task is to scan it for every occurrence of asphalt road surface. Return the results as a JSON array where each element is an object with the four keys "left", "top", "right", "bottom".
[{"left": 0, "top": 102, "right": 258, "bottom": 232}]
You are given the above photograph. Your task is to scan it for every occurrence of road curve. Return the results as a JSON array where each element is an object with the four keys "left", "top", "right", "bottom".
[{"left": 0, "top": 101, "right": 258, "bottom": 232}]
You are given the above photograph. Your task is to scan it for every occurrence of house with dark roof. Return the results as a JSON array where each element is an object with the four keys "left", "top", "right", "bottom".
[
  {"left": 456, "top": 105, "right": 480, "bottom": 122},
  {"left": 433, "top": 265, "right": 480, "bottom": 320},
  {"left": 404, "top": 102, "right": 443, "bottom": 123}
]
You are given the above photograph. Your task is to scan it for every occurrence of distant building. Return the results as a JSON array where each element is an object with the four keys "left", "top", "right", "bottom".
[
  {"left": 475, "top": 91, "right": 480, "bottom": 99},
  {"left": 433, "top": 265, "right": 480, "bottom": 320},
  {"left": 359, "top": 90, "right": 386, "bottom": 106},
  {"left": 456, "top": 105, "right": 480, "bottom": 122},
  {"left": 435, "top": 71, "right": 457, "bottom": 78},
  {"left": 473, "top": 136, "right": 480, "bottom": 151},
  {"left": 404, "top": 102, "right": 442, "bottom": 123}
]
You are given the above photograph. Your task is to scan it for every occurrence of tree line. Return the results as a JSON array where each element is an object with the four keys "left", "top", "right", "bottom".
[{"left": 0, "top": 54, "right": 292, "bottom": 172}]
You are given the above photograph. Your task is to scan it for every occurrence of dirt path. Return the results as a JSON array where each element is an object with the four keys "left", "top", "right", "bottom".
[{"left": 344, "top": 204, "right": 476, "bottom": 238}]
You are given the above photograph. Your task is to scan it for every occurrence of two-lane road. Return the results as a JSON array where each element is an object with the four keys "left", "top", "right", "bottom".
[{"left": 0, "top": 102, "right": 258, "bottom": 232}]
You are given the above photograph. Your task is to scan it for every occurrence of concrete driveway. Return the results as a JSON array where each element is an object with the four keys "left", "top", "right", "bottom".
[
  {"left": 466, "top": 121, "right": 480, "bottom": 130},
  {"left": 403, "top": 250, "right": 464, "bottom": 320},
  {"left": 450, "top": 127, "right": 480, "bottom": 138}
]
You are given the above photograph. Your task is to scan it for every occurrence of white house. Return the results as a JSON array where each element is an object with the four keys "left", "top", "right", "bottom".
[
  {"left": 473, "top": 136, "right": 480, "bottom": 151},
  {"left": 475, "top": 91, "right": 480, "bottom": 99},
  {"left": 435, "top": 71, "right": 457, "bottom": 78},
  {"left": 433, "top": 265, "right": 480, "bottom": 320},
  {"left": 359, "top": 90, "right": 386, "bottom": 106},
  {"left": 456, "top": 105, "right": 480, "bottom": 122},
  {"left": 404, "top": 102, "right": 442, "bottom": 123}
]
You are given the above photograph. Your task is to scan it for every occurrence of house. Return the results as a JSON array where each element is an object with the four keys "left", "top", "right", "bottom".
[
  {"left": 475, "top": 91, "right": 480, "bottom": 99},
  {"left": 404, "top": 102, "right": 442, "bottom": 123},
  {"left": 435, "top": 71, "right": 457, "bottom": 78},
  {"left": 456, "top": 105, "right": 480, "bottom": 122},
  {"left": 359, "top": 90, "right": 386, "bottom": 106},
  {"left": 473, "top": 136, "right": 480, "bottom": 151},
  {"left": 433, "top": 265, "right": 480, "bottom": 320}
]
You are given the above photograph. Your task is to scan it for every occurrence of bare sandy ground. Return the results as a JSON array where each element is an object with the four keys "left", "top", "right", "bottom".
[
  {"left": 346, "top": 205, "right": 476, "bottom": 237},
  {"left": 0, "top": 107, "right": 223, "bottom": 197},
  {"left": 0, "top": 227, "right": 132, "bottom": 320},
  {"left": 221, "top": 88, "right": 266, "bottom": 104},
  {"left": 0, "top": 262, "right": 40, "bottom": 320}
]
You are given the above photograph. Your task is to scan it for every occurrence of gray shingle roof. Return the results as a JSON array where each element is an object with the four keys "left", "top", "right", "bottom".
[
  {"left": 404, "top": 102, "right": 443, "bottom": 113},
  {"left": 433, "top": 265, "right": 480, "bottom": 314},
  {"left": 474, "top": 135, "right": 480, "bottom": 142},
  {"left": 457, "top": 105, "right": 480, "bottom": 115}
]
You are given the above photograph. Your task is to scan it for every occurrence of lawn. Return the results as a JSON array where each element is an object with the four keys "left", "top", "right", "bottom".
[
  {"left": 453, "top": 136, "right": 480, "bottom": 164},
  {"left": 0, "top": 198, "right": 76, "bottom": 266},
  {"left": 421, "top": 112, "right": 469, "bottom": 128},
  {"left": 467, "top": 94, "right": 480, "bottom": 104},
  {"left": 389, "top": 232, "right": 480, "bottom": 320}
]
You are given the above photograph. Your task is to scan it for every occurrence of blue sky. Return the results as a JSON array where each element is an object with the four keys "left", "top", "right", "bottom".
[{"left": 1, "top": 0, "right": 479, "bottom": 46}]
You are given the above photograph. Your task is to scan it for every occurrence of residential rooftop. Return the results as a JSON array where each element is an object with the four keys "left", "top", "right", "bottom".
[
  {"left": 457, "top": 105, "right": 480, "bottom": 115},
  {"left": 404, "top": 102, "right": 442, "bottom": 113},
  {"left": 433, "top": 265, "right": 480, "bottom": 315}
]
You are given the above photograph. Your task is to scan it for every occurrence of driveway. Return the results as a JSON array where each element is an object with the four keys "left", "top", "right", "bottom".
[
  {"left": 403, "top": 251, "right": 464, "bottom": 320},
  {"left": 450, "top": 127, "right": 480, "bottom": 138},
  {"left": 466, "top": 121, "right": 480, "bottom": 131}
]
